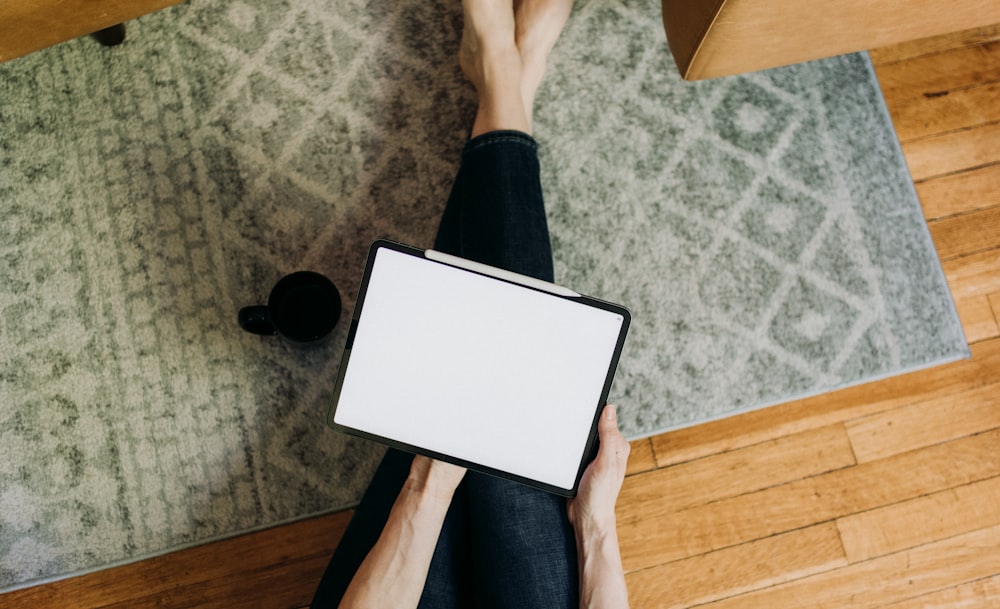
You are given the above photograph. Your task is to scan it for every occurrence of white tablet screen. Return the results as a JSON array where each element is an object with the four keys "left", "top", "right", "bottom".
[{"left": 332, "top": 246, "right": 626, "bottom": 491}]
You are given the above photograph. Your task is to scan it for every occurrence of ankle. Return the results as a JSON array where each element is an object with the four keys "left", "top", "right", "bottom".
[
  {"left": 471, "top": 76, "right": 531, "bottom": 135},
  {"left": 463, "top": 44, "right": 524, "bottom": 94},
  {"left": 520, "top": 52, "right": 548, "bottom": 115}
]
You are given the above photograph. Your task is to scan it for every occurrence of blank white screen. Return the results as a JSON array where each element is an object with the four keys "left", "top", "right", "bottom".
[{"left": 333, "top": 247, "right": 625, "bottom": 490}]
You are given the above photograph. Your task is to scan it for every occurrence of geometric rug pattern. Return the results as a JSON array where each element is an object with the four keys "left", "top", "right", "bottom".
[{"left": 0, "top": 0, "right": 967, "bottom": 591}]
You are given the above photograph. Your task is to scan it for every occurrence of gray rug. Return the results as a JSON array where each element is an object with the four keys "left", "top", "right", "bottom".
[{"left": 0, "top": 0, "right": 967, "bottom": 592}]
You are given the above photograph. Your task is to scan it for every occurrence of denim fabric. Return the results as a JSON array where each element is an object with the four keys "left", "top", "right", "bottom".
[
  {"left": 433, "top": 130, "right": 554, "bottom": 282},
  {"left": 462, "top": 471, "right": 578, "bottom": 609},
  {"left": 310, "top": 131, "right": 578, "bottom": 608}
]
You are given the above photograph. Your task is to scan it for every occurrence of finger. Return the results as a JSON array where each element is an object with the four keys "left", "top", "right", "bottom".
[
  {"left": 599, "top": 405, "right": 627, "bottom": 445},
  {"left": 594, "top": 406, "right": 621, "bottom": 462},
  {"left": 599, "top": 405, "right": 630, "bottom": 465},
  {"left": 598, "top": 404, "right": 619, "bottom": 435}
]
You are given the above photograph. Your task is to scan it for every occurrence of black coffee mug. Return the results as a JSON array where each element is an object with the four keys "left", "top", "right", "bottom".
[{"left": 239, "top": 271, "right": 342, "bottom": 343}]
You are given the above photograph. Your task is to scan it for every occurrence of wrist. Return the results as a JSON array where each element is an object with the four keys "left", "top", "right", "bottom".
[
  {"left": 404, "top": 457, "right": 465, "bottom": 505},
  {"left": 402, "top": 475, "right": 460, "bottom": 510},
  {"left": 569, "top": 507, "right": 618, "bottom": 540},
  {"left": 403, "top": 478, "right": 452, "bottom": 505},
  {"left": 572, "top": 512, "right": 629, "bottom": 608}
]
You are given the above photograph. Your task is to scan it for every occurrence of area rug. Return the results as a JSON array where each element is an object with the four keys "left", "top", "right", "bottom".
[{"left": 0, "top": 0, "right": 968, "bottom": 592}]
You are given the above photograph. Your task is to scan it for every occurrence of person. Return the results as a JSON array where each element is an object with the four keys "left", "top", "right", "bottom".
[{"left": 310, "top": 0, "right": 632, "bottom": 606}]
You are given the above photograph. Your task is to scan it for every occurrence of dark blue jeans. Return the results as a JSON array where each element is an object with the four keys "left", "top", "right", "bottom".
[{"left": 310, "top": 131, "right": 579, "bottom": 608}]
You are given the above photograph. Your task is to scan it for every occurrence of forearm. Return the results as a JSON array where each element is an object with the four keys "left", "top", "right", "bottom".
[
  {"left": 338, "top": 480, "right": 453, "bottom": 609},
  {"left": 574, "top": 519, "right": 630, "bottom": 609}
]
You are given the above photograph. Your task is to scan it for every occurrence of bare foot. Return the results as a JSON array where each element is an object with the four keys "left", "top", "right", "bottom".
[
  {"left": 459, "top": 0, "right": 518, "bottom": 90},
  {"left": 513, "top": 0, "right": 575, "bottom": 118},
  {"left": 460, "top": 0, "right": 531, "bottom": 136}
]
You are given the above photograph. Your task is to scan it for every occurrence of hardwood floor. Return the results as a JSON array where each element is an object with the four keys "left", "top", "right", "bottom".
[{"left": 4, "top": 24, "right": 1000, "bottom": 609}]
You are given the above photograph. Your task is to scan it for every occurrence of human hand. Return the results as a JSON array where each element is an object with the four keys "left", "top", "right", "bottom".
[
  {"left": 567, "top": 405, "right": 630, "bottom": 533},
  {"left": 339, "top": 455, "right": 467, "bottom": 608},
  {"left": 404, "top": 455, "right": 467, "bottom": 504}
]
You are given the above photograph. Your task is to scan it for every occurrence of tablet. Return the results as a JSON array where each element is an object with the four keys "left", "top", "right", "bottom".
[{"left": 327, "top": 240, "right": 630, "bottom": 496}]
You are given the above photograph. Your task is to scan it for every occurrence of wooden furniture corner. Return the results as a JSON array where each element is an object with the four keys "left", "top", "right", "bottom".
[
  {"left": 0, "top": 0, "right": 183, "bottom": 63},
  {"left": 662, "top": 0, "right": 1000, "bottom": 79}
]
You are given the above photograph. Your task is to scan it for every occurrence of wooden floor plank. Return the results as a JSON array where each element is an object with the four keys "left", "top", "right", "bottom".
[
  {"left": 0, "top": 511, "right": 351, "bottom": 609},
  {"left": 845, "top": 382, "right": 1000, "bottom": 463},
  {"left": 869, "top": 24, "right": 1000, "bottom": 65},
  {"left": 946, "top": 250, "right": 1000, "bottom": 338},
  {"left": 928, "top": 206, "right": 1000, "bottom": 260},
  {"left": 651, "top": 338, "right": 999, "bottom": 469},
  {"left": 875, "top": 42, "right": 1000, "bottom": 142},
  {"left": 873, "top": 574, "right": 1000, "bottom": 609},
  {"left": 952, "top": 295, "right": 999, "bottom": 343},
  {"left": 942, "top": 247, "right": 1000, "bottom": 299},
  {"left": 625, "top": 524, "right": 846, "bottom": 609},
  {"left": 887, "top": 82, "right": 1000, "bottom": 143},
  {"left": 626, "top": 437, "right": 657, "bottom": 475},
  {"left": 621, "top": 429, "right": 1000, "bottom": 572},
  {"left": 97, "top": 555, "right": 330, "bottom": 609},
  {"left": 875, "top": 39, "right": 1000, "bottom": 97},
  {"left": 901, "top": 121, "right": 1000, "bottom": 181},
  {"left": 836, "top": 476, "right": 1000, "bottom": 563},
  {"left": 916, "top": 163, "right": 1000, "bottom": 220},
  {"left": 697, "top": 524, "right": 1000, "bottom": 609},
  {"left": 619, "top": 425, "right": 855, "bottom": 516}
]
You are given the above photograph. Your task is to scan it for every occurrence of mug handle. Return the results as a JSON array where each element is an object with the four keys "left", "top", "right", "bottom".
[{"left": 238, "top": 306, "right": 278, "bottom": 336}]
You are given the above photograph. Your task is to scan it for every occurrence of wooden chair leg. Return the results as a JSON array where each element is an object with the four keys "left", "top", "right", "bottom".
[{"left": 92, "top": 23, "right": 126, "bottom": 46}]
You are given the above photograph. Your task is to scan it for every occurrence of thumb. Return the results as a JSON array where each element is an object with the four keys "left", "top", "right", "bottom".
[
  {"left": 598, "top": 404, "right": 619, "bottom": 436},
  {"left": 597, "top": 405, "right": 629, "bottom": 465}
]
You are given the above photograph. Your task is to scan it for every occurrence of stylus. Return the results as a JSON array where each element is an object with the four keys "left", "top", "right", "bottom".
[{"left": 425, "top": 249, "right": 582, "bottom": 298}]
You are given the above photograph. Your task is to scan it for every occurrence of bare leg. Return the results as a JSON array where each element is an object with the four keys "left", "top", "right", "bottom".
[
  {"left": 460, "top": 0, "right": 575, "bottom": 137},
  {"left": 460, "top": 0, "right": 528, "bottom": 137},
  {"left": 514, "top": 0, "right": 575, "bottom": 127}
]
